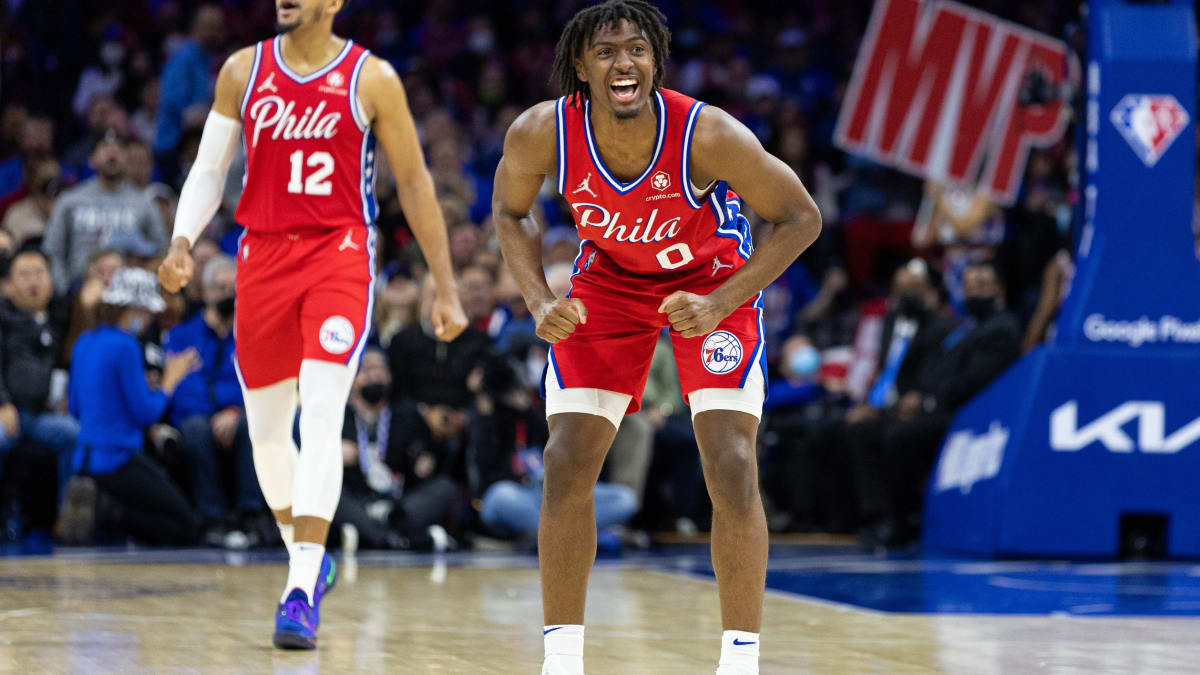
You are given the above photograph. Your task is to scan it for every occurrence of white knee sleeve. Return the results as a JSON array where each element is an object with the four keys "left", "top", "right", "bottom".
[
  {"left": 544, "top": 366, "right": 632, "bottom": 430},
  {"left": 292, "top": 360, "right": 355, "bottom": 521},
  {"left": 243, "top": 378, "right": 300, "bottom": 511},
  {"left": 689, "top": 365, "right": 766, "bottom": 420}
]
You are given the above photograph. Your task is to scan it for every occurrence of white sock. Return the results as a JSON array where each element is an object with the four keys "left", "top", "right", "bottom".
[
  {"left": 281, "top": 542, "right": 324, "bottom": 604},
  {"left": 717, "top": 630, "right": 759, "bottom": 674},
  {"left": 278, "top": 523, "right": 295, "bottom": 558},
  {"left": 542, "top": 624, "right": 584, "bottom": 675}
]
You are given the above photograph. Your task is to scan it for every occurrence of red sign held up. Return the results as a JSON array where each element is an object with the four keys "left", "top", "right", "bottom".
[{"left": 834, "top": 0, "right": 1076, "bottom": 205}]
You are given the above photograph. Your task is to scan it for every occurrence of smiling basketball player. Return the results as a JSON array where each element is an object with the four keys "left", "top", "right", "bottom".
[{"left": 492, "top": 2, "right": 821, "bottom": 672}]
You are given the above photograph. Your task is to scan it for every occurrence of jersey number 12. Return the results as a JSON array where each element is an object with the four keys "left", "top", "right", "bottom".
[{"left": 287, "top": 150, "right": 334, "bottom": 196}]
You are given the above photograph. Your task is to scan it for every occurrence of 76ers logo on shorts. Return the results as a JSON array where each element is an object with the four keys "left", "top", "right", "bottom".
[
  {"left": 319, "top": 315, "right": 355, "bottom": 354},
  {"left": 701, "top": 331, "right": 742, "bottom": 374}
]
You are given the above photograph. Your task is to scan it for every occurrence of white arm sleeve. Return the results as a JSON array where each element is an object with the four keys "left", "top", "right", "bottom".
[{"left": 172, "top": 111, "right": 242, "bottom": 247}]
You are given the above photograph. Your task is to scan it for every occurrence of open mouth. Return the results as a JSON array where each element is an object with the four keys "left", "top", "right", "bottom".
[
  {"left": 610, "top": 77, "right": 639, "bottom": 103},
  {"left": 279, "top": 1, "right": 299, "bottom": 14}
]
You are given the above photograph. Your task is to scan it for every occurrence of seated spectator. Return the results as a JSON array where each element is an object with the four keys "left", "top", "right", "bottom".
[
  {"left": 43, "top": 129, "right": 166, "bottom": 295},
  {"left": 0, "top": 248, "right": 78, "bottom": 500},
  {"left": 638, "top": 333, "right": 704, "bottom": 533},
  {"left": 458, "top": 264, "right": 496, "bottom": 331},
  {"left": 163, "top": 254, "right": 262, "bottom": 545},
  {"left": 2, "top": 156, "right": 61, "bottom": 248},
  {"left": 848, "top": 261, "right": 1019, "bottom": 547},
  {"left": 335, "top": 347, "right": 460, "bottom": 550},
  {"left": 388, "top": 273, "right": 492, "bottom": 407},
  {"left": 63, "top": 248, "right": 124, "bottom": 357},
  {"left": 374, "top": 275, "right": 420, "bottom": 348},
  {"left": 491, "top": 268, "right": 537, "bottom": 354},
  {"left": 57, "top": 267, "right": 198, "bottom": 545},
  {"left": 478, "top": 450, "right": 636, "bottom": 546},
  {"left": 469, "top": 352, "right": 635, "bottom": 545}
]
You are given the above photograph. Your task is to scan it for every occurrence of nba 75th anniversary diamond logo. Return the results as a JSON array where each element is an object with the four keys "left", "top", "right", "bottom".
[{"left": 1110, "top": 94, "right": 1189, "bottom": 168}]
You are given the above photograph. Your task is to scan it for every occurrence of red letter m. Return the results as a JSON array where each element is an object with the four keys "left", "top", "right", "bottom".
[{"left": 835, "top": 0, "right": 1073, "bottom": 205}]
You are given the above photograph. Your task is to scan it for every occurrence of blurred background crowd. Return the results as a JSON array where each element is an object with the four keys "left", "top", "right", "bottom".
[{"left": 0, "top": 0, "right": 1087, "bottom": 552}]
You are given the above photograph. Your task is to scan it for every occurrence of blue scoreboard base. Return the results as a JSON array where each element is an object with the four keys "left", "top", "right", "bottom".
[{"left": 923, "top": 345, "right": 1200, "bottom": 558}]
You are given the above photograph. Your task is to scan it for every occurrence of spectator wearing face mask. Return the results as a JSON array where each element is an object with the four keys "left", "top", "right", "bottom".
[
  {"left": 2, "top": 157, "right": 62, "bottom": 248},
  {"left": 848, "top": 261, "right": 1019, "bottom": 548},
  {"left": 58, "top": 267, "right": 199, "bottom": 545},
  {"left": 336, "top": 347, "right": 462, "bottom": 549},
  {"left": 162, "top": 254, "right": 261, "bottom": 544}
]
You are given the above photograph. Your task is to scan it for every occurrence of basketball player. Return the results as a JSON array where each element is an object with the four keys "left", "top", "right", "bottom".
[
  {"left": 492, "top": 2, "right": 821, "bottom": 673},
  {"left": 157, "top": 0, "right": 467, "bottom": 649}
]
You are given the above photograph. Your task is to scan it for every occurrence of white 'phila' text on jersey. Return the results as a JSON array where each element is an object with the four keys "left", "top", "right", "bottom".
[
  {"left": 249, "top": 97, "right": 341, "bottom": 147},
  {"left": 571, "top": 202, "right": 682, "bottom": 245}
]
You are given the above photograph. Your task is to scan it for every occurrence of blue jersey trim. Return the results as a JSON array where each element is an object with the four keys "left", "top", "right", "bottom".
[
  {"left": 240, "top": 42, "right": 264, "bottom": 118},
  {"left": 738, "top": 290, "right": 767, "bottom": 388},
  {"left": 273, "top": 38, "right": 354, "bottom": 85},
  {"left": 359, "top": 131, "right": 378, "bottom": 225},
  {"left": 582, "top": 90, "right": 666, "bottom": 193},
  {"left": 555, "top": 97, "right": 567, "bottom": 195},
  {"left": 345, "top": 226, "right": 378, "bottom": 367},
  {"left": 681, "top": 100, "right": 707, "bottom": 209},
  {"left": 348, "top": 49, "right": 371, "bottom": 132},
  {"left": 709, "top": 186, "right": 752, "bottom": 261}
]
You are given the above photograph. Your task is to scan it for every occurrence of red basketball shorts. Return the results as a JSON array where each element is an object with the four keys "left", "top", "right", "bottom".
[
  {"left": 234, "top": 225, "right": 375, "bottom": 389},
  {"left": 545, "top": 241, "right": 765, "bottom": 416}
]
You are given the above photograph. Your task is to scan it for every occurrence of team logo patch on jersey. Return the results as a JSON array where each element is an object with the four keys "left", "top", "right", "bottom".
[
  {"left": 319, "top": 316, "right": 356, "bottom": 354},
  {"left": 1110, "top": 94, "right": 1189, "bottom": 167},
  {"left": 701, "top": 331, "right": 742, "bottom": 374},
  {"left": 651, "top": 170, "right": 671, "bottom": 191},
  {"left": 319, "top": 70, "right": 349, "bottom": 96}
]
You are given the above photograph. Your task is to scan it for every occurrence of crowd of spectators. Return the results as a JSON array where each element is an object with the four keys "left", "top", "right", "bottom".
[{"left": 0, "top": 0, "right": 1085, "bottom": 550}]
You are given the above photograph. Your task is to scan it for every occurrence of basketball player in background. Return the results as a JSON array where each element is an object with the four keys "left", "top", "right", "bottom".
[
  {"left": 492, "top": 2, "right": 821, "bottom": 673},
  {"left": 158, "top": 0, "right": 467, "bottom": 649}
]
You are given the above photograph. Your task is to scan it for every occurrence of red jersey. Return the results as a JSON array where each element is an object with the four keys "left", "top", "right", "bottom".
[
  {"left": 556, "top": 88, "right": 751, "bottom": 276},
  {"left": 235, "top": 37, "right": 377, "bottom": 232}
]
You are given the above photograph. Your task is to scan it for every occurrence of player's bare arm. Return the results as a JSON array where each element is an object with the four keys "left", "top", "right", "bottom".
[
  {"left": 157, "top": 47, "right": 254, "bottom": 293},
  {"left": 492, "top": 102, "right": 588, "bottom": 344},
  {"left": 358, "top": 56, "right": 467, "bottom": 342},
  {"left": 658, "top": 105, "right": 822, "bottom": 338}
]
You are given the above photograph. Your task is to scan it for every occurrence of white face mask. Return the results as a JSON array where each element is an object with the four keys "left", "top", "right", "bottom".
[{"left": 100, "top": 41, "right": 126, "bottom": 67}]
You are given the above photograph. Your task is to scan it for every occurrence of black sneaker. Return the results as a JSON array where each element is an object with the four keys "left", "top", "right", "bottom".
[{"left": 57, "top": 476, "right": 98, "bottom": 545}]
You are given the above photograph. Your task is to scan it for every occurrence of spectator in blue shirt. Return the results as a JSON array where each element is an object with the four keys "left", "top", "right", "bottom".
[
  {"left": 153, "top": 4, "right": 224, "bottom": 179},
  {"left": 164, "top": 254, "right": 262, "bottom": 542},
  {"left": 58, "top": 267, "right": 199, "bottom": 545}
]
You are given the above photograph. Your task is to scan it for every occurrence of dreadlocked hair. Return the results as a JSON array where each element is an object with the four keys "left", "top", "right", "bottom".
[{"left": 550, "top": 0, "right": 671, "bottom": 106}]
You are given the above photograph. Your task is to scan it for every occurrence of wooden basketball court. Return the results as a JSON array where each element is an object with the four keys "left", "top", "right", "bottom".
[{"left": 2, "top": 546, "right": 1199, "bottom": 672}]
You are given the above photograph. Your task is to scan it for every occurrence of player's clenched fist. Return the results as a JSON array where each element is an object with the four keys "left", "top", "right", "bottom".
[
  {"left": 533, "top": 297, "right": 588, "bottom": 344},
  {"left": 659, "top": 290, "right": 731, "bottom": 339},
  {"left": 157, "top": 238, "right": 195, "bottom": 293},
  {"left": 431, "top": 293, "right": 469, "bottom": 342}
]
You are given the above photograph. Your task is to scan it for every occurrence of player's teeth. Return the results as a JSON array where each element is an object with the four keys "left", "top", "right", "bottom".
[{"left": 613, "top": 79, "right": 636, "bottom": 86}]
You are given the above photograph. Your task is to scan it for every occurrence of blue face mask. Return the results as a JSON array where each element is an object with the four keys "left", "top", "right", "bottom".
[
  {"left": 787, "top": 345, "right": 821, "bottom": 379},
  {"left": 126, "top": 317, "right": 147, "bottom": 336}
]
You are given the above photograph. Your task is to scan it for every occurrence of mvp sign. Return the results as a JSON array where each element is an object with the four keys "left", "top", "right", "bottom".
[{"left": 835, "top": 0, "right": 1075, "bottom": 205}]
